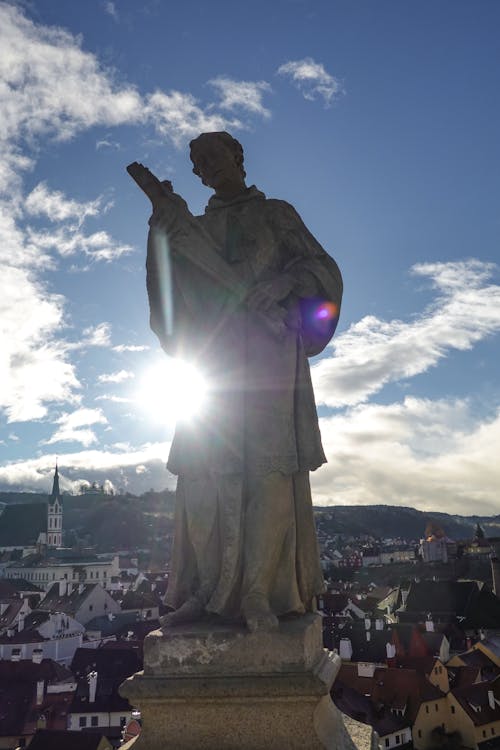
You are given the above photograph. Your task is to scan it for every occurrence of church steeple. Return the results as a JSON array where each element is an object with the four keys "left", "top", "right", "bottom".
[
  {"left": 47, "top": 464, "right": 63, "bottom": 548},
  {"left": 51, "top": 462, "right": 60, "bottom": 499}
]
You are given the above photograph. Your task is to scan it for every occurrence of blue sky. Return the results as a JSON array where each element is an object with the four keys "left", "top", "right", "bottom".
[{"left": 1, "top": 0, "right": 499, "bottom": 514}]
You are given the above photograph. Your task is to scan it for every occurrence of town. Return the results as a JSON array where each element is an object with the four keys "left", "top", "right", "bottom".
[{"left": 0, "top": 468, "right": 499, "bottom": 749}]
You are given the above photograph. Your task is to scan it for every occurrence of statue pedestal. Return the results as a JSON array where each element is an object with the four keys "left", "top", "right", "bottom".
[{"left": 120, "top": 613, "right": 357, "bottom": 750}]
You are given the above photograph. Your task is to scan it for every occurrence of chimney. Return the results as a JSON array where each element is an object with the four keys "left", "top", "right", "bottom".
[
  {"left": 32, "top": 648, "right": 43, "bottom": 664},
  {"left": 18, "top": 615, "right": 24, "bottom": 632},
  {"left": 36, "top": 680, "right": 44, "bottom": 706},
  {"left": 11, "top": 648, "right": 21, "bottom": 662},
  {"left": 488, "top": 690, "right": 496, "bottom": 710},
  {"left": 78, "top": 583, "right": 85, "bottom": 595},
  {"left": 401, "top": 589, "right": 409, "bottom": 605},
  {"left": 0, "top": 602, "right": 8, "bottom": 615},
  {"left": 88, "top": 670, "right": 98, "bottom": 703},
  {"left": 58, "top": 580, "right": 67, "bottom": 597},
  {"left": 426, "top": 617, "right": 434, "bottom": 632}
]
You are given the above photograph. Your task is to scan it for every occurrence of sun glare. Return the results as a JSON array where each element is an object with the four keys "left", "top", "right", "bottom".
[{"left": 137, "top": 359, "right": 208, "bottom": 423}]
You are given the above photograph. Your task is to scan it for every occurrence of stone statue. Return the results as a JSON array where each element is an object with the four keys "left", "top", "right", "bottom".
[{"left": 142, "top": 132, "right": 342, "bottom": 633}]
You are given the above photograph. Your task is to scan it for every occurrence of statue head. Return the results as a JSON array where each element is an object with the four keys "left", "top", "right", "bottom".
[{"left": 189, "top": 132, "right": 246, "bottom": 197}]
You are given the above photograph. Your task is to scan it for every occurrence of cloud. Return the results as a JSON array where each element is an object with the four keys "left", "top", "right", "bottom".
[
  {"left": 112, "top": 344, "right": 149, "bottom": 352},
  {"left": 97, "top": 370, "right": 135, "bottom": 384},
  {"left": 312, "top": 260, "right": 500, "bottom": 408},
  {"left": 0, "top": 264, "right": 80, "bottom": 423},
  {"left": 104, "top": 1, "right": 118, "bottom": 21},
  {"left": 0, "top": 4, "right": 271, "bottom": 427},
  {"left": 277, "top": 57, "right": 343, "bottom": 105},
  {"left": 145, "top": 90, "right": 242, "bottom": 147},
  {"left": 96, "top": 138, "right": 120, "bottom": 150},
  {"left": 45, "top": 407, "right": 108, "bottom": 446},
  {"left": 25, "top": 182, "right": 104, "bottom": 224},
  {"left": 81, "top": 323, "right": 112, "bottom": 348},
  {"left": 95, "top": 395, "right": 133, "bottom": 403},
  {"left": 27, "top": 226, "right": 133, "bottom": 262},
  {"left": 209, "top": 77, "right": 272, "bottom": 118},
  {"left": 312, "top": 397, "right": 500, "bottom": 516},
  {"left": 0, "top": 443, "right": 173, "bottom": 495}
]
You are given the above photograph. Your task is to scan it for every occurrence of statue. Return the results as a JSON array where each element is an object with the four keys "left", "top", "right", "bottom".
[{"left": 134, "top": 132, "right": 342, "bottom": 633}]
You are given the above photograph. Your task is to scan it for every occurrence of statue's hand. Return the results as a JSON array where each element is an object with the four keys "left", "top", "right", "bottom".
[
  {"left": 149, "top": 187, "right": 190, "bottom": 232},
  {"left": 246, "top": 275, "right": 294, "bottom": 311}
]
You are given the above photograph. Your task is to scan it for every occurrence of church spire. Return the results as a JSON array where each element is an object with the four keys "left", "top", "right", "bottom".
[{"left": 51, "top": 462, "right": 60, "bottom": 499}]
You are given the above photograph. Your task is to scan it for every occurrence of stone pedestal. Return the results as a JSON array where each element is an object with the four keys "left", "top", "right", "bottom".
[{"left": 120, "top": 613, "right": 357, "bottom": 749}]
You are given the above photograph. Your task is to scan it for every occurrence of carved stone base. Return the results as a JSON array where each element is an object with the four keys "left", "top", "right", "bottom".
[{"left": 120, "top": 613, "right": 356, "bottom": 750}]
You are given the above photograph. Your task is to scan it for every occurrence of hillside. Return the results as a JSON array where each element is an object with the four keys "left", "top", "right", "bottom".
[
  {"left": 315, "top": 504, "right": 500, "bottom": 541},
  {"left": 1, "top": 491, "right": 497, "bottom": 545}
]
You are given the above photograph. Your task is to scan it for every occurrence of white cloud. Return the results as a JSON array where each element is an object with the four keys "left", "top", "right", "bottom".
[
  {"left": 312, "top": 260, "right": 500, "bottom": 408},
  {"left": 277, "top": 57, "right": 343, "bottom": 105},
  {"left": 25, "top": 182, "right": 104, "bottom": 224},
  {"left": 0, "top": 442, "right": 173, "bottom": 495},
  {"left": 95, "top": 395, "right": 133, "bottom": 403},
  {"left": 81, "top": 323, "right": 112, "bottom": 348},
  {"left": 96, "top": 138, "right": 120, "bottom": 150},
  {"left": 112, "top": 344, "right": 149, "bottom": 352},
  {"left": 98, "top": 370, "right": 135, "bottom": 384},
  {"left": 145, "top": 90, "right": 242, "bottom": 147},
  {"left": 312, "top": 397, "right": 500, "bottom": 515},
  {"left": 45, "top": 407, "right": 108, "bottom": 446},
  {"left": 0, "top": 264, "right": 80, "bottom": 423},
  {"left": 209, "top": 77, "right": 272, "bottom": 118},
  {"left": 27, "top": 226, "right": 133, "bottom": 262},
  {"left": 0, "top": 4, "right": 142, "bottom": 151},
  {"left": 0, "top": 4, "right": 272, "bottom": 427},
  {"left": 104, "top": 1, "right": 118, "bottom": 21}
]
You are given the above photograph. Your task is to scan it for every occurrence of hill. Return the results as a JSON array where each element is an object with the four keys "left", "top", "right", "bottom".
[{"left": 314, "top": 504, "right": 500, "bottom": 541}]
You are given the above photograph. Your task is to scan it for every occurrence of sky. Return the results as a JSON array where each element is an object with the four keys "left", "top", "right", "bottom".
[{"left": 0, "top": 0, "right": 499, "bottom": 515}]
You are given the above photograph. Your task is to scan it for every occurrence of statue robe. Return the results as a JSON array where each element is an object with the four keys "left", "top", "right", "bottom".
[{"left": 146, "top": 186, "right": 342, "bottom": 618}]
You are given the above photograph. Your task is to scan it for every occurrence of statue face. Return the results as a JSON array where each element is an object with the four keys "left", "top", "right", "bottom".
[{"left": 191, "top": 138, "right": 245, "bottom": 194}]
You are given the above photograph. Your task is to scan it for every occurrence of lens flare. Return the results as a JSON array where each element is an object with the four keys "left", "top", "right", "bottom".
[
  {"left": 137, "top": 359, "right": 207, "bottom": 424},
  {"left": 314, "top": 301, "right": 338, "bottom": 322}
]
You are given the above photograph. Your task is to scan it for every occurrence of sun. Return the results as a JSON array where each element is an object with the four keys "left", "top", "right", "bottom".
[{"left": 136, "top": 358, "right": 208, "bottom": 424}]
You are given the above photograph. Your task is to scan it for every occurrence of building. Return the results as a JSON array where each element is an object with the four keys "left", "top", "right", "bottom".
[
  {"left": 67, "top": 646, "right": 141, "bottom": 740},
  {"left": 0, "top": 610, "right": 85, "bottom": 665},
  {"left": 46, "top": 465, "right": 63, "bottom": 549},
  {"left": 3, "top": 554, "right": 120, "bottom": 592},
  {"left": 40, "top": 582, "right": 121, "bottom": 627}
]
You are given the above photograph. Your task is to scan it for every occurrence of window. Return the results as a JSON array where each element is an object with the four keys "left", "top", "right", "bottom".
[
  {"left": 395, "top": 735, "right": 400, "bottom": 745},
  {"left": 425, "top": 705, "right": 429, "bottom": 714},
  {"left": 385, "top": 739, "right": 389, "bottom": 748},
  {"left": 91, "top": 716, "right": 98, "bottom": 727},
  {"left": 483, "top": 731, "right": 487, "bottom": 738},
  {"left": 451, "top": 705, "right": 455, "bottom": 714},
  {"left": 492, "top": 729, "right": 496, "bottom": 736},
  {"left": 417, "top": 730, "right": 422, "bottom": 739},
  {"left": 79, "top": 717, "right": 87, "bottom": 728},
  {"left": 89, "top": 604, "right": 93, "bottom": 612},
  {"left": 435, "top": 704, "right": 439, "bottom": 712}
]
